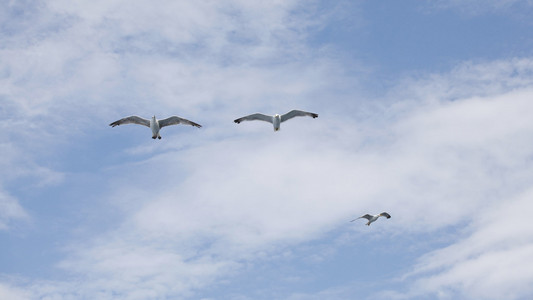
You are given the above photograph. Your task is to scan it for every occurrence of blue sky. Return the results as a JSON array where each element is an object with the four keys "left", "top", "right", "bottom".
[{"left": 1, "top": 0, "right": 533, "bottom": 299}]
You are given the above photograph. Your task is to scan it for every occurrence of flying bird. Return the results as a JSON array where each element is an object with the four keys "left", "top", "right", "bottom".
[
  {"left": 234, "top": 110, "right": 318, "bottom": 131},
  {"left": 109, "top": 115, "right": 201, "bottom": 139},
  {"left": 351, "top": 212, "right": 391, "bottom": 226}
]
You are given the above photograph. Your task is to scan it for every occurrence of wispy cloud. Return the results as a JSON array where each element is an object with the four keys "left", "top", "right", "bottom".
[
  {"left": 402, "top": 189, "right": 533, "bottom": 299},
  {"left": 0, "top": 191, "right": 28, "bottom": 231},
  {"left": 428, "top": 0, "right": 533, "bottom": 16},
  {"left": 0, "top": 281, "right": 31, "bottom": 300}
]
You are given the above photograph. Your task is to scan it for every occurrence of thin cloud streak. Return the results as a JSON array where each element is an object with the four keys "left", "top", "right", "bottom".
[{"left": 430, "top": 0, "right": 533, "bottom": 15}]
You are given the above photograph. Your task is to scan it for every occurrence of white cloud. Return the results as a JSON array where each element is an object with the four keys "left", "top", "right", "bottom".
[
  {"left": 404, "top": 189, "right": 533, "bottom": 299},
  {"left": 0, "top": 282, "right": 30, "bottom": 300},
  {"left": 1, "top": 0, "right": 336, "bottom": 131},
  {"left": 56, "top": 237, "right": 237, "bottom": 299}
]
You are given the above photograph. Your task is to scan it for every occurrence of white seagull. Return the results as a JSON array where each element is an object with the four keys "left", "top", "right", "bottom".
[
  {"left": 351, "top": 212, "right": 391, "bottom": 226},
  {"left": 234, "top": 110, "right": 318, "bottom": 131},
  {"left": 109, "top": 115, "right": 201, "bottom": 139}
]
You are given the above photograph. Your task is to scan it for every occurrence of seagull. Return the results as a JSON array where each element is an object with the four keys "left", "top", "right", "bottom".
[
  {"left": 109, "top": 115, "right": 201, "bottom": 139},
  {"left": 234, "top": 110, "right": 318, "bottom": 131},
  {"left": 351, "top": 212, "right": 391, "bottom": 226}
]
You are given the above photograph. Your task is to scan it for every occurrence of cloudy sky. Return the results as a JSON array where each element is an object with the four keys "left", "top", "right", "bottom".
[{"left": 1, "top": 0, "right": 533, "bottom": 299}]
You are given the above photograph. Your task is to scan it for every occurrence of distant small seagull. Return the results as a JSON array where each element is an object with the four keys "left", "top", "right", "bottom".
[
  {"left": 234, "top": 110, "right": 318, "bottom": 131},
  {"left": 351, "top": 212, "right": 391, "bottom": 226},
  {"left": 109, "top": 115, "right": 201, "bottom": 139}
]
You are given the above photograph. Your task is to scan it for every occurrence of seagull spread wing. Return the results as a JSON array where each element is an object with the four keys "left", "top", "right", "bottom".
[
  {"left": 380, "top": 212, "right": 391, "bottom": 219},
  {"left": 234, "top": 113, "right": 273, "bottom": 124},
  {"left": 350, "top": 214, "right": 373, "bottom": 222},
  {"left": 109, "top": 116, "right": 150, "bottom": 127},
  {"left": 280, "top": 110, "right": 318, "bottom": 122},
  {"left": 158, "top": 116, "right": 202, "bottom": 128}
]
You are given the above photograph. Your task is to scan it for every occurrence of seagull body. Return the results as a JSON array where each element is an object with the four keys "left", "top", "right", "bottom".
[
  {"left": 351, "top": 212, "right": 391, "bottom": 226},
  {"left": 234, "top": 110, "right": 318, "bottom": 131},
  {"left": 109, "top": 115, "right": 201, "bottom": 139}
]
